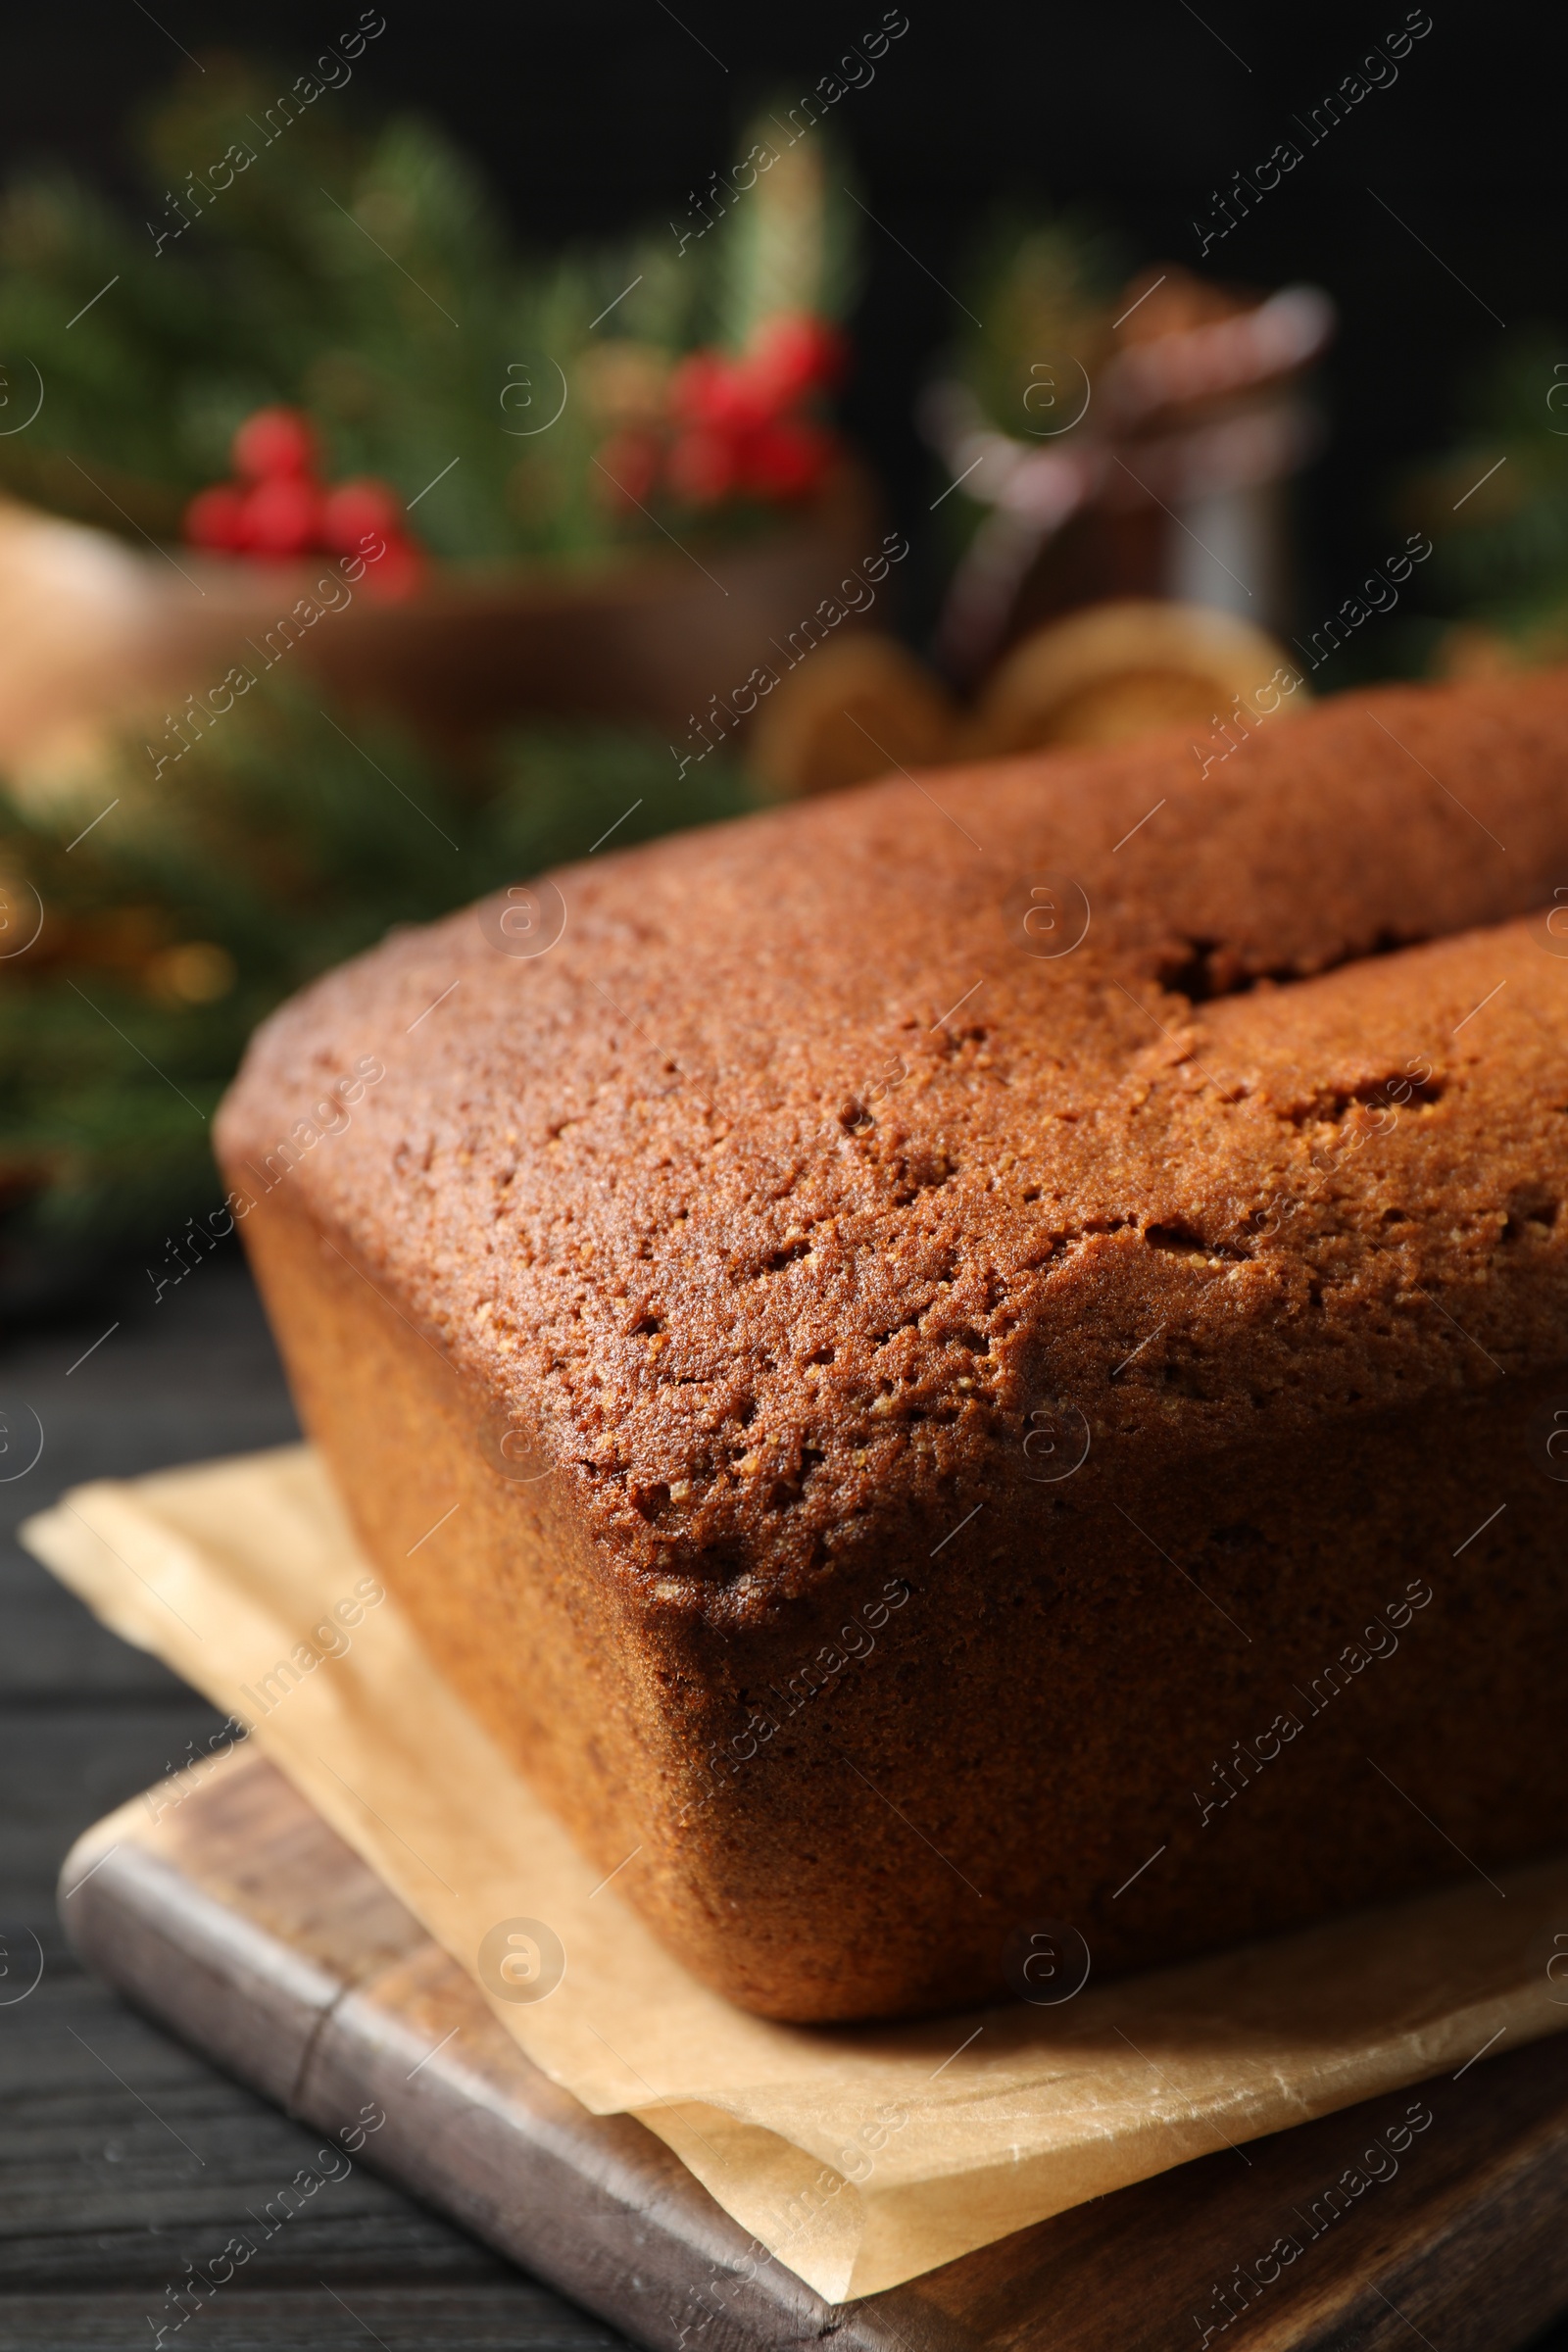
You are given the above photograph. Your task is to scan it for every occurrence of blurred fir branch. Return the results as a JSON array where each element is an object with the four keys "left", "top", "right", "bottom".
[
  {"left": 954, "top": 209, "right": 1124, "bottom": 440},
  {"left": 927, "top": 207, "right": 1125, "bottom": 580},
  {"left": 0, "top": 57, "right": 856, "bottom": 562},
  {"left": 1402, "top": 334, "right": 1568, "bottom": 662},
  {"left": 0, "top": 679, "right": 756, "bottom": 1252}
]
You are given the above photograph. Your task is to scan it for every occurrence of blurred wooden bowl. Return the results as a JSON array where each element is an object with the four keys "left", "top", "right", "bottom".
[{"left": 0, "top": 470, "right": 882, "bottom": 777}]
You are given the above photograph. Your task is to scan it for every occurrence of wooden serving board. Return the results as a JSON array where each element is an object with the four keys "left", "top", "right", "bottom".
[{"left": 59, "top": 1745, "right": 1568, "bottom": 2352}]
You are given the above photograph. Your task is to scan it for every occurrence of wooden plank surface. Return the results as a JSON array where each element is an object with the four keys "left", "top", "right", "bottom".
[
  {"left": 59, "top": 1740, "right": 1568, "bottom": 2352},
  {"left": 0, "top": 1259, "right": 634, "bottom": 2349}
]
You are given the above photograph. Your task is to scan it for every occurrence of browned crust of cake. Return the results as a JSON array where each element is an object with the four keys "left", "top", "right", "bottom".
[
  {"left": 219, "top": 672, "right": 1568, "bottom": 1612},
  {"left": 216, "top": 669, "right": 1568, "bottom": 2017}
]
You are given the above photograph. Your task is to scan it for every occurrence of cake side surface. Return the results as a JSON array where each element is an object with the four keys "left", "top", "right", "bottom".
[{"left": 235, "top": 1176, "right": 1568, "bottom": 2017}]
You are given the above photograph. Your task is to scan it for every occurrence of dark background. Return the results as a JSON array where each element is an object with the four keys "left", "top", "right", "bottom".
[{"left": 2, "top": 0, "right": 1549, "bottom": 640}]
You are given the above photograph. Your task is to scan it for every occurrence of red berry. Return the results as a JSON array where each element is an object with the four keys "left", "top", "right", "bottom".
[
  {"left": 359, "top": 529, "right": 424, "bottom": 600},
  {"left": 746, "top": 314, "right": 845, "bottom": 406},
  {"left": 667, "top": 351, "right": 767, "bottom": 435},
  {"left": 232, "top": 406, "right": 318, "bottom": 481},
  {"left": 320, "top": 477, "right": 404, "bottom": 553},
  {"left": 665, "top": 427, "right": 738, "bottom": 506},
  {"left": 184, "top": 483, "right": 247, "bottom": 552},
  {"left": 737, "top": 417, "right": 834, "bottom": 501},
  {"left": 237, "top": 474, "right": 321, "bottom": 558}
]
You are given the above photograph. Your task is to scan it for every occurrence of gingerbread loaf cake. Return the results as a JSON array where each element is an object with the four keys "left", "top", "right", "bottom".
[{"left": 217, "top": 669, "right": 1568, "bottom": 2022}]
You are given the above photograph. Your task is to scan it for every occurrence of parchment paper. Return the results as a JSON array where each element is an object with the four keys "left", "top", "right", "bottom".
[{"left": 24, "top": 1444, "right": 1568, "bottom": 2300}]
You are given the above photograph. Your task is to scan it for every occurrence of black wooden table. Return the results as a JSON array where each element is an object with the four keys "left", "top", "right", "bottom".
[
  {"left": 0, "top": 1252, "right": 630, "bottom": 2350},
  {"left": 6, "top": 1253, "right": 1568, "bottom": 2352}
]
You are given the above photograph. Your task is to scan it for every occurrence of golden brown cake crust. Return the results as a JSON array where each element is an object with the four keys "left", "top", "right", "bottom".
[
  {"left": 220, "top": 672, "right": 1568, "bottom": 1596},
  {"left": 217, "top": 670, "right": 1568, "bottom": 2018}
]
